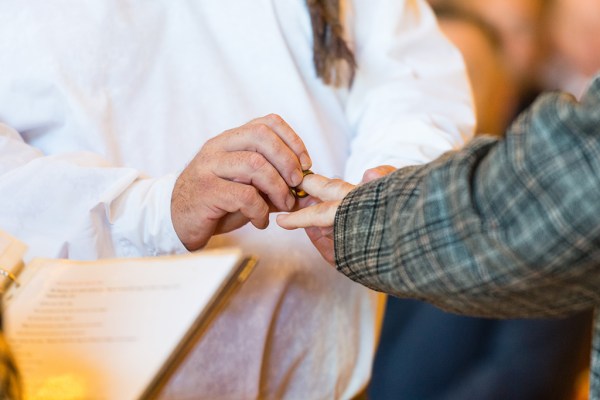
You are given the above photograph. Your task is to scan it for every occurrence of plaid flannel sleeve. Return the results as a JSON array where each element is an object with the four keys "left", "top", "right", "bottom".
[{"left": 334, "top": 76, "right": 600, "bottom": 318}]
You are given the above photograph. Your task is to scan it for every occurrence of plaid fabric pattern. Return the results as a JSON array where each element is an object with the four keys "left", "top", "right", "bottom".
[{"left": 335, "top": 76, "right": 600, "bottom": 398}]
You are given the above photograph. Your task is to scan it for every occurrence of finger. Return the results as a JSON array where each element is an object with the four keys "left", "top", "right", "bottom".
[
  {"left": 292, "top": 195, "right": 319, "bottom": 211},
  {"left": 297, "top": 174, "right": 355, "bottom": 202},
  {"left": 361, "top": 165, "right": 396, "bottom": 184},
  {"left": 305, "top": 226, "right": 335, "bottom": 266},
  {"left": 250, "top": 114, "right": 312, "bottom": 170},
  {"left": 214, "top": 211, "right": 251, "bottom": 235},
  {"left": 216, "top": 123, "right": 305, "bottom": 188},
  {"left": 214, "top": 197, "right": 280, "bottom": 235},
  {"left": 276, "top": 200, "right": 339, "bottom": 229},
  {"left": 215, "top": 151, "right": 295, "bottom": 211},
  {"left": 217, "top": 181, "right": 270, "bottom": 230}
]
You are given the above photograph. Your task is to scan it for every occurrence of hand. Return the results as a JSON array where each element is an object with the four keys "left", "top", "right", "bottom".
[
  {"left": 361, "top": 165, "right": 396, "bottom": 183},
  {"left": 277, "top": 174, "right": 355, "bottom": 264},
  {"left": 172, "top": 114, "right": 312, "bottom": 251},
  {"left": 277, "top": 165, "right": 396, "bottom": 265}
]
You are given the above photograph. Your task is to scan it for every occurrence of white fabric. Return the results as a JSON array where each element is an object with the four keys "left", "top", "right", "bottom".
[{"left": 0, "top": 1, "right": 474, "bottom": 399}]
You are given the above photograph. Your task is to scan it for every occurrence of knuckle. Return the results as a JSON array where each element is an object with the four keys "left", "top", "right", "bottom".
[
  {"left": 246, "top": 152, "right": 268, "bottom": 172},
  {"left": 265, "top": 113, "right": 283, "bottom": 125},
  {"left": 203, "top": 135, "right": 222, "bottom": 151},
  {"left": 204, "top": 136, "right": 215, "bottom": 146},
  {"left": 241, "top": 189, "right": 269, "bottom": 219},
  {"left": 189, "top": 151, "right": 214, "bottom": 173},
  {"left": 238, "top": 186, "right": 259, "bottom": 205},
  {"left": 288, "top": 135, "right": 304, "bottom": 151},
  {"left": 206, "top": 134, "right": 221, "bottom": 145},
  {"left": 253, "top": 123, "right": 272, "bottom": 138},
  {"left": 256, "top": 198, "right": 269, "bottom": 215},
  {"left": 326, "top": 178, "right": 343, "bottom": 189},
  {"left": 252, "top": 124, "right": 284, "bottom": 152},
  {"left": 326, "top": 179, "right": 347, "bottom": 195}
]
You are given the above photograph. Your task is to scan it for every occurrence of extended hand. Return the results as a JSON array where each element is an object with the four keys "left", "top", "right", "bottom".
[
  {"left": 277, "top": 174, "right": 354, "bottom": 264},
  {"left": 277, "top": 165, "right": 396, "bottom": 265},
  {"left": 172, "top": 114, "right": 312, "bottom": 251}
]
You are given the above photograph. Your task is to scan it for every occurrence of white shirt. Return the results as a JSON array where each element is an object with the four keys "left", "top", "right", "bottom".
[{"left": 0, "top": 0, "right": 474, "bottom": 398}]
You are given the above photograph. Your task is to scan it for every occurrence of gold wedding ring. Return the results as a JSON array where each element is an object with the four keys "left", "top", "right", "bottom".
[{"left": 291, "top": 170, "right": 314, "bottom": 198}]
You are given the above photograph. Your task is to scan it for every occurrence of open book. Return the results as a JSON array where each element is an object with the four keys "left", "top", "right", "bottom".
[{"left": 0, "top": 230, "right": 256, "bottom": 400}]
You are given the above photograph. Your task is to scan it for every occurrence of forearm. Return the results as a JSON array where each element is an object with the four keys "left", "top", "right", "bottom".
[
  {"left": 335, "top": 82, "right": 600, "bottom": 318},
  {"left": 0, "top": 123, "right": 186, "bottom": 259}
]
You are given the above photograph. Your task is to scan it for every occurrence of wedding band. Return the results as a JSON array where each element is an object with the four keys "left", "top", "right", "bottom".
[{"left": 291, "top": 170, "right": 314, "bottom": 198}]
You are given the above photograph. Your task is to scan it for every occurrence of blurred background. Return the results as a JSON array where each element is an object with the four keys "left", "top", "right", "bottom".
[{"left": 429, "top": 0, "right": 600, "bottom": 134}]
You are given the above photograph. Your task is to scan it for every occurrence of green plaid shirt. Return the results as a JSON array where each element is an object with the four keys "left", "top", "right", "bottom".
[{"left": 335, "top": 76, "right": 600, "bottom": 398}]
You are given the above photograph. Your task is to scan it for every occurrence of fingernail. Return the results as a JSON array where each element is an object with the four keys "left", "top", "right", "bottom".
[
  {"left": 300, "top": 153, "right": 312, "bottom": 170},
  {"left": 290, "top": 169, "right": 303, "bottom": 186}
]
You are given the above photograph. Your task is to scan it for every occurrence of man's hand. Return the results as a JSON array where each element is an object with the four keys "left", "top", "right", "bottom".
[
  {"left": 277, "top": 165, "right": 396, "bottom": 265},
  {"left": 277, "top": 174, "right": 354, "bottom": 264},
  {"left": 361, "top": 165, "right": 396, "bottom": 184},
  {"left": 172, "top": 114, "right": 312, "bottom": 251}
]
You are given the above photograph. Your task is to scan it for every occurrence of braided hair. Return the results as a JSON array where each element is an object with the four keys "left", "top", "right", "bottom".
[{"left": 307, "top": 0, "right": 356, "bottom": 87}]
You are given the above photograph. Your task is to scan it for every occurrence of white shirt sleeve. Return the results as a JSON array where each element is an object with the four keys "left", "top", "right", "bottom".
[
  {"left": 0, "top": 123, "right": 187, "bottom": 260},
  {"left": 344, "top": 0, "right": 475, "bottom": 183}
]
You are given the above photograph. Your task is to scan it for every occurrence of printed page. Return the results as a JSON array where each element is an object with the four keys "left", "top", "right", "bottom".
[{"left": 3, "top": 249, "right": 246, "bottom": 400}]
